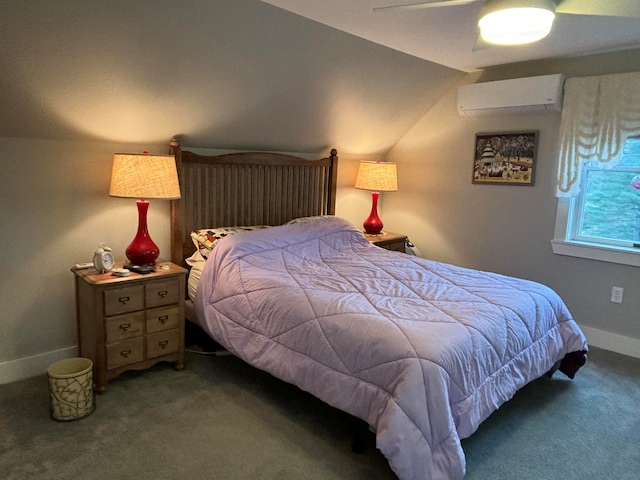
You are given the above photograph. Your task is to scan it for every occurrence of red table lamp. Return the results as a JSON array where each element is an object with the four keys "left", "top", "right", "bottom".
[
  {"left": 355, "top": 160, "right": 398, "bottom": 235},
  {"left": 109, "top": 153, "right": 181, "bottom": 266}
]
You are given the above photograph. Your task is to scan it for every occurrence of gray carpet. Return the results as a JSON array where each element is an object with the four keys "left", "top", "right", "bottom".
[{"left": 1, "top": 346, "right": 638, "bottom": 480}]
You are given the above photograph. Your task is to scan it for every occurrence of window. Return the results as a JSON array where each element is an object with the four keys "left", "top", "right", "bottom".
[
  {"left": 571, "top": 137, "right": 640, "bottom": 247},
  {"left": 553, "top": 136, "right": 640, "bottom": 266},
  {"left": 552, "top": 72, "right": 640, "bottom": 267}
]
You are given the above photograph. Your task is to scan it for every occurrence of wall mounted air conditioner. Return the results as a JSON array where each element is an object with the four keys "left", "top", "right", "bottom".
[{"left": 457, "top": 74, "right": 565, "bottom": 117}]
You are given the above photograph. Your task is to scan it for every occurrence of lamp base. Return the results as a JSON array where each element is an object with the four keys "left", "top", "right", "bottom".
[
  {"left": 363, "top": 191, "right": 384, "bottom": 235},
  {"left": 126, "top": 200, "right": 160, "bottom": 267}
]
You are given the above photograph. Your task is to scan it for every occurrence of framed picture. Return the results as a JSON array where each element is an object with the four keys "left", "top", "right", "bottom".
[{"left": 472, "top": 131, "right": 538, "bottom": 185}]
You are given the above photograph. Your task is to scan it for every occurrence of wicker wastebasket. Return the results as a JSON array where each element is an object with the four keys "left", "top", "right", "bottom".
[{"left": 47, "top": 357, "right": 96, "bottom": 421}]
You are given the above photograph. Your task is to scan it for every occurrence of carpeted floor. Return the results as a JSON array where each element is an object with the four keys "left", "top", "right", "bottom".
[{"left": 0, "top": 345, "right": 638, "bottom": 479}]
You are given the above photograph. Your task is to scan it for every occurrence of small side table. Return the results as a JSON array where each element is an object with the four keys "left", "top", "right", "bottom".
[
  {"left": 363, "top": 231, "right": 408, "bottom": 253},
  {"left": 72, "top": 262, "right": 187, "bottom": 392}
]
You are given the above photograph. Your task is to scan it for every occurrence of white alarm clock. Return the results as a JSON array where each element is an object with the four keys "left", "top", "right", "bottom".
[{"left": 93, "top": 244, "right": 115, "bottom": 273}]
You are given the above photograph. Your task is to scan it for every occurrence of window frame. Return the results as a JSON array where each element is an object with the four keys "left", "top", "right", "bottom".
[
  {"left": 552, "top": 152, "right": 640, "bottom": 267},
  {"left": 553, "top": 201, "right": 640, "bottom": 267},
  {"left": 572, "top": 160, "right": 640, "bottom": 247}
]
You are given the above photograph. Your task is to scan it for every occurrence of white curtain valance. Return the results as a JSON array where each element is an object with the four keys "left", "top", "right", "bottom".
[{"left": 556, "top": 71, "right": 640, "bottom": 197}]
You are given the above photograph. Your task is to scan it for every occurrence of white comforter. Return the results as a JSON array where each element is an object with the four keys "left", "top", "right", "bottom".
[{"left": 194, "top": 217, "right": 588, "bottom": 480}]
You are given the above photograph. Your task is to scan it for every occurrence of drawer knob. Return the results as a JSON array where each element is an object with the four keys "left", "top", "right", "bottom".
[
  {"left": 159, "top": 340, "right": 169, "bottom": 349},
  {"left": 120, "top": 349, "right": 131, "bottom": 358},
  {"left": 120, "top": 323, "right": 131, "bottom": 332},
  {"left": 157, "top": 290, "right": 168, "bottom": 298},
  {"left": 118, "top": 296, "right": 130, "bottom": 305},
  {"left": 158, "top": 315, "right": 169, "bottom": 323}
]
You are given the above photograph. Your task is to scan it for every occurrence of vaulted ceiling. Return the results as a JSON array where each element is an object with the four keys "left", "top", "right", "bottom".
[
  {"left": 0, "top": 0, "right": 462, "bottom": 154},
  {"left": 261, "top": 0, "right": 640, "bottom": 72},
  {"left": 2, "top": 1, "right": 639, "bottom": 155}
]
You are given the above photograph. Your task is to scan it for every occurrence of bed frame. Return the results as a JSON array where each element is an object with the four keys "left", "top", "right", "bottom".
[
  {"left": 168, "top": 138, "right": 339, "bottom": 267},
  {"left": 167, "top": 138, "right": 373, "bottom": 451}
]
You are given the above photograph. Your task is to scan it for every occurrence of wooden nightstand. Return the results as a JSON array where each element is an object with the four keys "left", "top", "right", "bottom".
[
  {"left": 364, "top": 231, "right": 408, "bottom": 252},
  {"left": 72, "top": 262, "right": 188, "bottom": 393}
]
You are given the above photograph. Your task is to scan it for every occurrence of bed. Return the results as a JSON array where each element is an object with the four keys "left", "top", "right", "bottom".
[{"left": 168, "top": 139, "right": 588, "bottom": 480}]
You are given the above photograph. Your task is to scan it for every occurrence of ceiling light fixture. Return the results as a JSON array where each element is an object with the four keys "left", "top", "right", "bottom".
[{"left": 478, "top": 0, "right": 556, "bottom": 46}]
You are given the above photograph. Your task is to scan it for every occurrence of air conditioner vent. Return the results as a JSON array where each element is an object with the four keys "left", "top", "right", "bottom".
[{"left": 457, "top": 74, "right": 565, "bottom": 117}]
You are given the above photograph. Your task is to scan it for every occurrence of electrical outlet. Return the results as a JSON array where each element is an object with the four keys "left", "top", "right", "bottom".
[{"left": 611, "top": 286, "right": 624, "bottom": 304}]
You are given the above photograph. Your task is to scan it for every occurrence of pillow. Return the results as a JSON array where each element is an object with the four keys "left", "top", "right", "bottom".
[
  {"left": 286, "top": 215, "right": 333, "bottom": 224},
  {"left": 185, "top": 250, "right": 206, "bottom": 301},
  {"left": 185, "top": 249, "right": 206, "bottom": 268},
  {"left": 190, "top": 225, "right": 271, "bottom": 259}
]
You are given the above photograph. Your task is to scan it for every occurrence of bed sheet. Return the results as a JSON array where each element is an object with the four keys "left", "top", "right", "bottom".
[{"left": 194, "top": 217, "right": 587, "bottom": 480}]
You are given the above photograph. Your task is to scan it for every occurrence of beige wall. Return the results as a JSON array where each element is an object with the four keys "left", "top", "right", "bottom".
[
  {"left": 383, "top": 51, "right": 640, "bottom": 357},
  {"left": 0, "top": 138, "right": 375, "bottom": 382},
  {"left": 0, "top": 0, "right": 464, "bottom": 382},
  {"left": 1, "top": 0, "right": 638, "bottom": 380},
  {"left": 0, "top": 140, "right": 167, "bottom": 373}
]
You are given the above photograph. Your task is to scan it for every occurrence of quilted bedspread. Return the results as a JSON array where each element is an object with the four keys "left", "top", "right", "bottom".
[{"left": 194, "top": 217, "right": 588, "bottom": 480}]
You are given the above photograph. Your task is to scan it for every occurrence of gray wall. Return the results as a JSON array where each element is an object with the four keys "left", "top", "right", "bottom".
[
  {"left": 1, "top": 0, "right": 638, "bottom": 381},
  {"left": 384, "top": 50, "right": 640, "bottom": 356},
  {"left": 0, "top": 0, "right": 463, "bottom": 379}
]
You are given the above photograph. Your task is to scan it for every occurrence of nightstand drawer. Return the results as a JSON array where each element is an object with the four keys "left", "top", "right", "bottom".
[
  {"left": 384, "top": 241, "right": 406, "bottom": 252},
  {"left": 106, "top": 338, "right": 144, "bottom": 369},
  {"left": 74, "top": 261, "right": 187, "bottom": 392},
  {"left": 146, "top": 279, "right": 180, "bottom": 308},
  {"left": 146, "top": 330, "right": 180, "bottom": 359},
  {"left": 105, "top": 312, "right": 145, "bottom": 342},
  {"left": 146, "top": 306, "right": 180, "bottom": 333},
  {"left": 364, "top": 231, "right": 407, "bottom": 253},
  {"left": 104, "top": 285, "right": 144, "bottom": 316}
]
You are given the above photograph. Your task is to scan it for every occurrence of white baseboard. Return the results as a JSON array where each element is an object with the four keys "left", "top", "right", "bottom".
[
  {"left": 580, "top": 326, "right": 640, "bottom": 359},
  {"left": 1, "top": 329, "right": 638, "bottom": 385},
  {"left": 0, "top": 346, "right": 78, "bottom": 386}
]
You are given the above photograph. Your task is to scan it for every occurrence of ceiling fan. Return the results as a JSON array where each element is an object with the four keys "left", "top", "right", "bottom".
[{"left": 374, "top": 0, "right": 640, "bottom": 46}]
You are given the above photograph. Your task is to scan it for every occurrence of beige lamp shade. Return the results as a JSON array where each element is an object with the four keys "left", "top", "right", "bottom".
[
  {"left": 355, "top": 161, "right": 398, "bottom": 192},
  {"left": 109, "top": 153, "right": 181, "bottom": 199}
]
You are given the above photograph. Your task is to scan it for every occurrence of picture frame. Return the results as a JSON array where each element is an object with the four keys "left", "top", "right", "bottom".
[{"left": 472, "top": 131, "right": 538, "bottom": 185}]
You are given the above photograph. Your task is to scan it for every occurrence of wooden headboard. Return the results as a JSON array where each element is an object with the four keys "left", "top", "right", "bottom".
[{"left": 168, "top": 138, "right": 339, "bottom": 266}]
